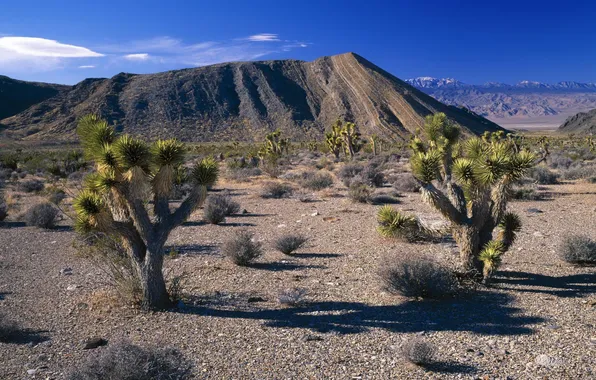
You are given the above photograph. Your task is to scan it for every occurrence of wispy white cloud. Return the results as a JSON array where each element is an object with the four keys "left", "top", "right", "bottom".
[
  {"left": 78, "top": 65, "right": 96, "bottom": 69},
  {"left": 124, "top": 53, "right": 150, "bottom": 61},
  {"left": 246, "top": 33, "right": 280, "bottom": 42},
  {"left": 0, "top": 37, "right": 103, "bottom": 72}
]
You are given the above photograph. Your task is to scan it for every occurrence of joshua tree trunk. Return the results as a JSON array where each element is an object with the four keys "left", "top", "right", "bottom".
[
  {"left": 452, "top": 225, "right": 482, "bottom": 274},
  {"left": 136, "top": 244, "right": 170, "bottom": 310}
]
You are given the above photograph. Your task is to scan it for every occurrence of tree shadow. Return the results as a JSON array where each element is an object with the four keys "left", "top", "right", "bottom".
[
  {"left": 181, "top": 220, "right": 207, "bottom": 227},
  {"left": 424, "top": 360, "right": 478, "bottom": 374},
  {"left": 165, "top": 244, "right": 219, "bottom": 256},
  {"left": 0, "top": 327, "right": 50, "bottom": 345},
  {"left": 0, "top": 221, "right": 26, "bottom": 228},
  {"left": 293, "top": 253, "right": 342, "bottom": 259},
  {"left": 218, "top": 222, "right": 257, "bottom": 227},
  {"left": 179, "top": 290, "right": 542, "bottom": 336},
  {"left": 251, "top": 262, "right": 326, "bottom": 271},
  {"left": 494, "top": 270, "right": 596, "bottom": 298},
  {"left": 0, "top": 292, "right": 11, "bottom": 300},
  {"left": 232, "top": 213, "right": 276, "bottom": 218},
  {"left": 52, "top": 225, "right": 73, "bottom": 232}
]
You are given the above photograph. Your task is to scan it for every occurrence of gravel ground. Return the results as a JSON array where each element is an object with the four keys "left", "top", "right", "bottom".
[{"left": 0, "top": 176, "right": 594, "bottom": 379}]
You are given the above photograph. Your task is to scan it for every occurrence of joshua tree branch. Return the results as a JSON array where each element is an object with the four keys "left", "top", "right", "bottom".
[
  {"left": 167, "top": 185, "right": 207, "bottom": 230},
  {"left": 419, "top": 182, "right": 466, "bottom": 224}
]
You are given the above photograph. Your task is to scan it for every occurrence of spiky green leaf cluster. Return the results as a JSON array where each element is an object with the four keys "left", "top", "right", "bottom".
[
  {"left": 113, "top": 135, "right": 151, "bottom": 171},
  {"left": 498, "top": 212, "right": 522, "bottom": 246},
  {"left": 479, "top": 240, "right": 505, "bottom": 277},
  {"left": 151, "top": 139, "right": 186, "bottom": 168},
  {"left": 73, "top": 190, "right": 105, "bottom": 217},
  {"left": 376, "top": 205, "right": 420, "bottom": 241},
  {"left": 191, "top": 157, "right": 219, "bottom": 187},
  {"left": 411, "top": 150, "right": 442, "bottom": 184}
]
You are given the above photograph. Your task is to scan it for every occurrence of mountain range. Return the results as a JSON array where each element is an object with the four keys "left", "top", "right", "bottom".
[
  {"left": 405, "top": 77, "right": 596, "bottom": 124},
  {"left": 0, "top": 53, "right": 501, "bottom": 142}
]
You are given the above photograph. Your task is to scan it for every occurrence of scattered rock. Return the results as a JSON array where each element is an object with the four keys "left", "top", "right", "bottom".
[
  {"left": 26, "top": 369, "right": 37, "bottom": 376},
  {"left": 241, "top": 209, "right": 248, "bottom": 214},
  {"left": 66, "top": 284, "right": 80, "bottom": 291},
  {"left": 302, "top": 334, "right": 323, "bottom": 342},
  {"left": 247, "top": 296, "right": 266, "bottom": 303},
  {"left": 311, "top": 211, "right": 319, "bottom": 216},
  {"left": 60, "top": 267, "right": 72, "bottom": 275},
  {"left": 83, "top": 337, "right": 108, "bottom": 350},
  {"left": 527, "top": 208, "right": 543, "bottom": 214},
  {"left": 535, "top": 354, "right": 564, "bottom": 368}
]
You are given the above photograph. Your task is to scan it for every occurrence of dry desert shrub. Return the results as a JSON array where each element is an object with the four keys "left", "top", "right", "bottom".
[
  {"left": 560, "top": 235, "right": 596, "bottom": 265},
  {"left": 401, "top": 337, "right": 436, "bottom": 366},
  {"left": 222, "top": 230, "right": 263, "bottom": 266},
  {"left": 260, "top": 181, "right": 293, "bottom": 199},
  {"left": 66, "top": 341, "right": 193, "bottom": 380},
  {"left": 277, "top": 287, "right": 308, "bottom": 306},
  {"left": 203, "top": 193, "right": 240, "bottom": 224},
  {"left": 380, "top": 253, "right": 456, "bottom": 299},
  {"left": 23, "top": 202, "right": 59, "bottom": 229},
  {"left": 274, "top": 234, "right": 308, "bottom": 255},
  {"left": 17, "top": 178, "right": 44, "bottom": 193}
]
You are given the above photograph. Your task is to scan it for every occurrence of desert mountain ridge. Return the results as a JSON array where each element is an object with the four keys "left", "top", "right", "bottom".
[
  {"left": 0, "top": 53, "right": 502, "bottom": 142},
  {"left": 558, "top": 108, "right": 596, "bottom": 134}
]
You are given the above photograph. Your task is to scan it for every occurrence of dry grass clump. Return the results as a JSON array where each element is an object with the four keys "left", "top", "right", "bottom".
[
  {"left": 203, "top": 193, "right": 240, "bottom": 224},
  {"left": 17, "top": 179, "right": 44, "bottom": 193},
  {"left": 526, "top": 166, "right": 559, "bottom": 184},
  {"left": 66, "top": 341, "right": 193, "bottom": 380},
  {"left": 23, "top": 202, "right": 59, "bottom": 229},
  {"left": 380, "top": 253, "right": 456, "bottom": 299},
  {"left": 299, "top": 171, "right": 334, "bottom": 190},
  {"left": 274, "top": 234, "right": 308, "bottom": 255},
  {"left": 401, "top": 337, "right": 436, "bottom": 366},
  {"left": 277, "top": 287, "right": 308, "bottom": 306},
  {"left": 560, "top": 235, "right": 596, "bottom": 265},
  {"left": 392, "top": 173, "right": 419, "bottom": 193},
  {"left": 260, "top": 182, "right": 293, "bottom": 199},
  {"left": 348, "top": 182, "right": 373, "bottom": 203},
  {"left": 222, "top": 230, "right": 263, "bottom": 266}
]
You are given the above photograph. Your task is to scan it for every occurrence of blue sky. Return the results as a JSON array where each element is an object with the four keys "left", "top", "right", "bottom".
[{"left": 1, "top": 0, "right": 594, "bottom": 85}]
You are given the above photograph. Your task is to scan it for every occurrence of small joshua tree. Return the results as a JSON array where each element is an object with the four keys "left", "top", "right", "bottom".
[
  {"left": 340, "top": 121, "right": 362, "bottom": 160},
  {"left": 325, "top": 120, "right": 343, "bottom": 160},
  {"left": 402, "top": 113, "right": 545, "bottom": 282},
  {"left": 73, "top": 115, "right": 218, "bottom": 309}
]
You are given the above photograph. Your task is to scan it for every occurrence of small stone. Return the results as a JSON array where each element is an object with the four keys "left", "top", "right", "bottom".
[
  {"left": 241, "top": 209, "right": 248, "bottom": 214},
  {"left": 311, "top": 211, "right": 319, "bottom": 216},
  {"left": 277, "top": 224, "right": 287, "bottom": 228},
  {"left": 487, "top": 339, "right": 496, "bottom": 346},
  {"left": 26, "top": 369, "right": 37, "bottom": 375},
  {"left": 247, "top": 296, "right": 266, "bottom": 303},
  {"left": 535, "top": 354, "right": 564, "bottom": 367},
  {"left": 527, "top": 208, "right": 543, "bottom": 214},
  {"left": 60, "top": 267, "right": 73, "bottom": 275},
  {"left": 302, "top": 334, "right": 323, "bottom": 342},
  {"left": 533, "top": 231, "right": 544, "bottom": 237},
  {"left": 83, "top": 337, "right": 108, "bottom": 350},
  {"left": 466, "top": 348, "right": 475, "bottom": 353},
  {"left": 66, "top": 284, "right": 80, "bottom": 291},
  {"left": 545, "top": 324, "right": 560, "bottom": 330}
]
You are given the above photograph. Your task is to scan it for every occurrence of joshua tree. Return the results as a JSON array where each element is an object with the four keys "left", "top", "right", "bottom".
[
  {"left": 370, "top": 134, "right": 379, "bottom": 156},
  {"left": 73, "top": 115, "right": 218, "bottom": 309},
  {"left": 341, "top": 121, "right": 362, "bottom": 159},
  {"left": 325, "top": 120, "right": 343, "bottom": 160},
  {"left": 399, "top": 113, "right": 545, "bottom": 281}
]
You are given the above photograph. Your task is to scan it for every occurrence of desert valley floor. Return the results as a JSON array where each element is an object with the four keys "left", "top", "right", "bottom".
[{"left": 0, "top": 174, "right": 595, "bottom": 379}]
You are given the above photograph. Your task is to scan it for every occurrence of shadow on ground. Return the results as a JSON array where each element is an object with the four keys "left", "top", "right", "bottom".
[
  {"left": 165, "top": 244, "right": 219, "bottom": 256},
  {"left": 494, "top": 270, "right": 596, "bottom": 297},
  {"left": 176, "top": 290, "right": 542, "bottom": 336}
]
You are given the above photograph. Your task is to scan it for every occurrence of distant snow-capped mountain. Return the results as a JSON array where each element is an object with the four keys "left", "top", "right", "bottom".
[{"left": 406, "top": 77, "right": 596, "bottom": 119}]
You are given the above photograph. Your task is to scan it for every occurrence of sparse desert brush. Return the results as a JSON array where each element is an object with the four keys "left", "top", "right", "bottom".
[
  {"left": 46, "top": 186, "right": 67, "bottom": 204},
  {"left": 66, "top": 341, "right": 193, "bottom": 380},
  {"left": 260, "top": 181, "right": 293, "bottom": 199},
  {"left": 226, "top": 167, "right": 262, "bottom": 182},
  {"left": 277, "top": 287, "right": 308, "bottom": 306},
  {"left": 527, "top": 166, "right": 558, "bottom": 184},
  {"left": 392, "top": 173, "right": 419, "bottom": 193},
  {"left": 348, "top": 182, "right": 373, "bottom": 203},
  {"left": 376, "top": 206, "right": 425, "bottom": 242},
  {"left": 360, "top": 162, "right": 385, "bottom": 187},
  {"left": 274, "top": 234, "right": 308, "bottom": 255},
  {"left": 560, "top": 164, "right": 596, "bottom": 180},
  {"left": 548, "top": 153, "right": 574, "bottom": 169},
  {"left": 380, "top": 253, "right": 456, "bottom": 299},
  {"left": 299, "top": 171, "right": 334, "bottom": 190},
  {"left": 24, "top": 202, "right": 59, "bottom": 229},
  {"left": 17, "top": 178, "right": 44, "bottom": 193},
  {"left": 510, "top": 185, "right": 543, "bottom": 201},
  {"left": 401, "top": 337, "right": 435, "bottom": 366},
  {"left": 203, "top": 193, "right": 240, "bottom": 224},
  {"left": 337, "top": 163, "right": 363, "bottom": 187},
  {"left": 559, "top": 235, "right": 596, "bottom": 265},
  {"left": 222, "top": 230, "right": 263, "bottom": 266}
]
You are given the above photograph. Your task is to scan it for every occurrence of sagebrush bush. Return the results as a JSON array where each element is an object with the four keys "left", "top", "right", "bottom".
[
  {"left": 66, "top": 341, "right": 193, "bottom": 380},
  {"left": 527, "top": 166, "right": 559, "bottom": 184},
  {"left": 360, "top": 163, "right": 385, "bottom": 187},
  {"left": 348, "top": 183, "right": 372, "bottom": 203},
  {"left": 24, "top": 202, "right": 59, "bottom": 229},
  {"left": 203, "top": 194, "right": 240, "bottom": 224},
  {"left": 226, "top": 167, "right": 262, "bottom": 182},
  {"left": 392, "top": 173, "right": 419, "bottom": 193},
  {"left": 559, "top": 235, "right": 596, "bottom": 265},
  {"left": 299, "top": 171, "right": 334, "bottom": 190},
  {"left": 380, "top": 254, "right": 455, "bottom": 299},
  {"left": 260, "top": 182, "right": 293, "bottom": 199},
  {"left": 548, "top": 153, "right": 573, "bottom": 169},
  {"left": 560, "top": 164, "right": 596, "bottom": 180},
  {"left": 510, "top": 185, "right": 543, "bottom": 201},
  {"left": 17, "top": 179, "right": 44, "bottom": 193},
  {"left": 274, "top": 234, "right": 308, "bottom": 255},
  {"left": 401, "top": 337, "right": 435, "bottom": 366},
  {"left": 277, "top": 287, "right": 307, "bottom": 306},
  {"left": 222, "top": 231, "right": 263, "bottom": 266},
  {"left": 337, "top": 163, "right": 363, "bottom": 187},
  {"left": 48, "top": 188, "right": 67, "bottom": 205}
]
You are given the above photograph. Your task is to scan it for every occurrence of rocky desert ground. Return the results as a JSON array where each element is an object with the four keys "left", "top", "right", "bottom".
[{"left": 0, "top": 152, "right": 595, "bottom": 380}]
